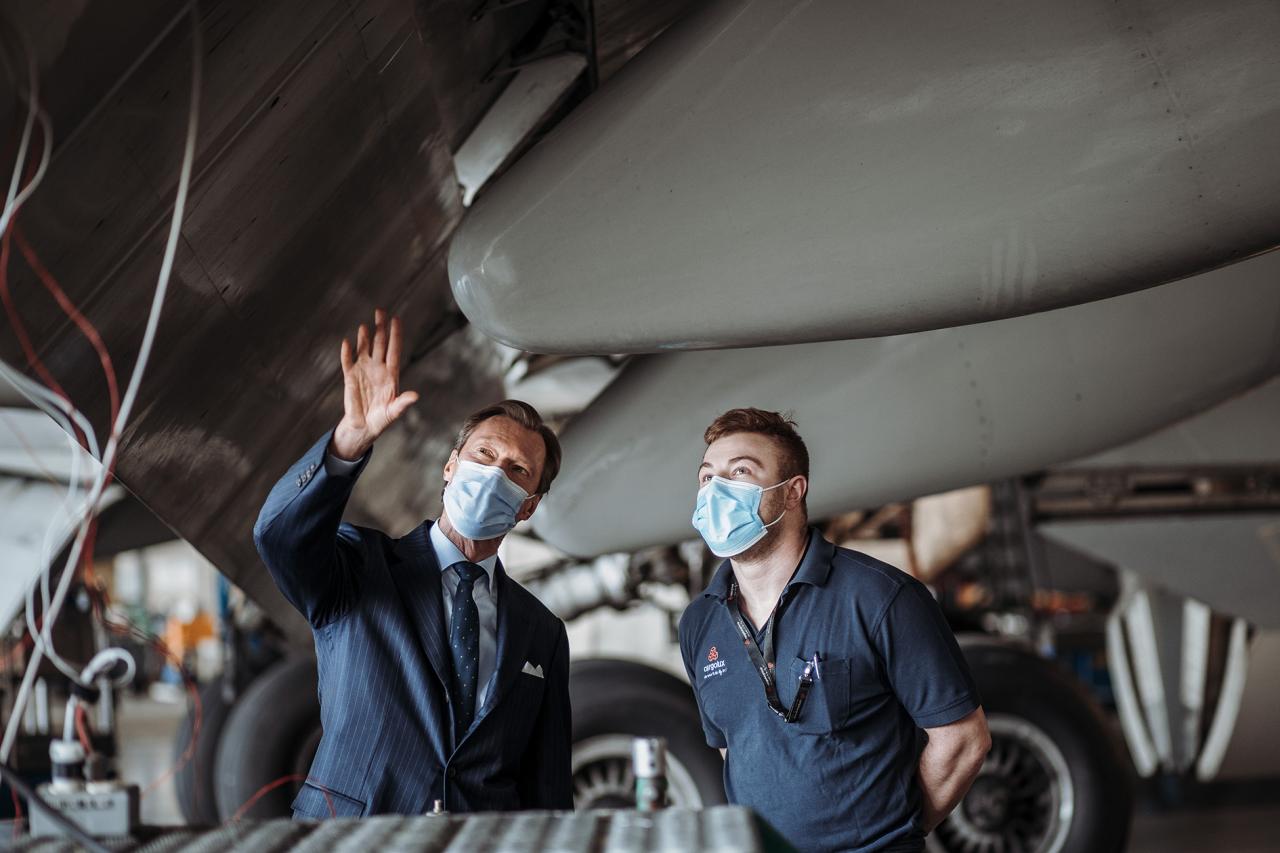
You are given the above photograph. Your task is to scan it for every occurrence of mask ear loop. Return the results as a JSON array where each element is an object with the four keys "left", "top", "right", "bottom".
[{"left": 759, "top": 477, "right": 795, "bottom": 528}]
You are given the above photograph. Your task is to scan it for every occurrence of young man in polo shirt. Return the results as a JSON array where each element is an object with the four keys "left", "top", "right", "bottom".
[{"left": 679, "top": 408, "right": 991, "bottom": 853}]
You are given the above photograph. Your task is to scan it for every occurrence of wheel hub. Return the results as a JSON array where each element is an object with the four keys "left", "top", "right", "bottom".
[
  {"left": 962, "top": 775, "right": 1011, "bottom": 830},
  {"left": 930, "top": 714, "right": 1075, "bottom": 853}
]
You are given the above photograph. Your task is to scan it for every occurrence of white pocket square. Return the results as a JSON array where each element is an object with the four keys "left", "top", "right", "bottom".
[{"left": 521, "top": 661, "right": 544, "bottom": 678}]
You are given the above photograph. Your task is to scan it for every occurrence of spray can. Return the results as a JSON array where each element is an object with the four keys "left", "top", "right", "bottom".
[{"left": 632, "top": 737, "right": 667, "bottom": 811}]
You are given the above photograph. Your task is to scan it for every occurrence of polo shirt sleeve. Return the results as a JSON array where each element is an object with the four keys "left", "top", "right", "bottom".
[
  {"left": 679, "top": 612, "right": 728, "bottom": 749},
  {"left": 874, "top": 581, "right": 979, "bottom": 729}
]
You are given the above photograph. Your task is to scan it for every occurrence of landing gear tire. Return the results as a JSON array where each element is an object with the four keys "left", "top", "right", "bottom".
[
  {"left": 569, "top": 659, "right": 726, "bottom": 810},
  {"left": 928, "top": 640, "right": 1134, "bottom": 853},
  {"left": 212, "top": 657, "right": 322, "bottom": 820},
  {"left": 173, "top": 676, "right": 234, "bottom": 826}
]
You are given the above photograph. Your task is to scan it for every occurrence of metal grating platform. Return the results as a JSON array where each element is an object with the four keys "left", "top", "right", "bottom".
[{"left": 6, "top": 806, "right": 794, "bottom": 852}]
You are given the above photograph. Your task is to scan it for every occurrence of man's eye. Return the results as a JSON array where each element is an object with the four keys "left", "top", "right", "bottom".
[
  {"left": 514, "top": 466, "right": 528, "bottom": 476},
  {"left": 733, "top": 466, "right": 748, "bottom": 476}
]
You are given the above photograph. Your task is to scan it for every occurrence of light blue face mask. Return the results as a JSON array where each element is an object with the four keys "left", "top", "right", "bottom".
[
  {"left": 443, "top": 459, "right": 533, "bottom": 541},
  {"left": 691, "top": 476, "right": 790, "bottom": 558}
]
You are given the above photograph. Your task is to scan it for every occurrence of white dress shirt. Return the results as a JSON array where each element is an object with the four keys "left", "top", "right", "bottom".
[{"left": 325, "top": 449, "right": 500, "bottom": 708}]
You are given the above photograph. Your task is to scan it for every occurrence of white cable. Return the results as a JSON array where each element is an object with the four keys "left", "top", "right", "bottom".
[
  {"left": 60, "top": 649, "right": 136, "bottom": 744},
  {"left": 25, "top": 426, "right": 92, "bottom": 682},
  {"left": 0, "top": 362, "right": 100, "bottom": 459},
  {"left": 61, "top": 697, "right": 78, "bottom": 743},
  {"left": 80, "top": 648, "right": 137, "bottom": 689},
  {"left": 0, "top": 21, "right": 37, "bottom": 232},
  {"left": 0, "top": 2, "right": 202, "bottom": 765},
  {"left": 0, "top": 22, "right": 51, "bottom": 237}
]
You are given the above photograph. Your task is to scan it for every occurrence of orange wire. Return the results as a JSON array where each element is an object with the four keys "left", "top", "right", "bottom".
[
  {"left": 230, "top": 774, "right": 336, "bottom": 822},
  {"left": 74, "top": 703, "right": 92, "bottom": 753}
]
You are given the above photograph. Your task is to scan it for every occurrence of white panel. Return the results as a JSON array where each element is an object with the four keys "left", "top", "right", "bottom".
[
  {"left": 1181, "top": 599, "right": 1211, "bottom": 766},
  {"left": 1197, "top": 619, "right": 1253, "bottom": 780},
  {"left": 451, "top": 0, "right": 1280, "bottom": 352},
  {"left": 535, "top": 249, "right": 1280, "bottom": 557},
  {"left": 455, "top": 53, "right": 588, "bottom": 207}
]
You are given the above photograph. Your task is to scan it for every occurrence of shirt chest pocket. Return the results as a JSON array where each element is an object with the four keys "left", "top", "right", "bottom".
[{"left": 785, "top": 655, "right": 883, "bottom": 734}]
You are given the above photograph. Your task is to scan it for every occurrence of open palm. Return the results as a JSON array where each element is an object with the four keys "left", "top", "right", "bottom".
[{"left": 332, "top": 309, "right": 419, "bottom": 459}]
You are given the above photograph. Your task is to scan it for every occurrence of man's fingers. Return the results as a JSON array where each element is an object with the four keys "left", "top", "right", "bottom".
[
  {"left": 387, "top": 315, "right": 403, "bottom": 374},
  {"left": 340, "top": 337, "right": 354, "bottom": 374},
  {"left": 389, "top": 390, "right": 419, "bottom": 420},
  {"left": 372, "top": 308, "right": 387, "bottom": 362},
  {"left": 356, "top": 322, "right": 370, "bottom": 357}
]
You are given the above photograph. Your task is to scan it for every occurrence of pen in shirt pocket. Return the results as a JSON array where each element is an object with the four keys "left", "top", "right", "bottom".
[{"left": 810, "top": 652, "right": 822, "bottom": 680}]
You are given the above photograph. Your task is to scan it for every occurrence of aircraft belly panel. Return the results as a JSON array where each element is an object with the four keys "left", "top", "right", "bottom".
[
  {"left": 1040, "top": 517, "right": 1280, "bottom": 628},
  {"left": 533, "top": 250, "right": 1280, "bottom": 556},
  {"left": 1068, "top": 375, "right": 1280, "bottom": 467},
  {"left": 450, "top": 0, "right": 1280, "bottom": 353}
]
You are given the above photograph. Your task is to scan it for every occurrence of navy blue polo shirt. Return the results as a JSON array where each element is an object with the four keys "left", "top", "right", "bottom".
[{"left": 678, "top": 528, "right": 979, "bottom": 853}]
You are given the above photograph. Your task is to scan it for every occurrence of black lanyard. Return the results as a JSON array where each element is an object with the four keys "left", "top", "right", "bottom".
[{"left": 726, "top": 581, "right": 813, "bottom": 723}]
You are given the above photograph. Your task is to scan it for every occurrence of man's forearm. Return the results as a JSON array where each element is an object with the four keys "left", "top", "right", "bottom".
[
  {"left": 917, "top": 743, "right": 983, "bottom": 831},
  {"left": 916, "top": 709, "right": 991, "bottom": 832}
]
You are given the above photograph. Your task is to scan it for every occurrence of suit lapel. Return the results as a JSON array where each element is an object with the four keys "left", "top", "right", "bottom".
[
  {"left": 472, "top": 561, "right": 535, "bottom": 730},
  {"left": 388, "top": 521, "right": 451, "bottom": 695}
]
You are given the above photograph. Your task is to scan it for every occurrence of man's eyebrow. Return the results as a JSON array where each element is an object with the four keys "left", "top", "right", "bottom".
[
  {"left": 471, "top": 438, "right": 534, "bottom": 470},
  {"left": 698, "top": 455, "right": 763, "bottom": 470}
]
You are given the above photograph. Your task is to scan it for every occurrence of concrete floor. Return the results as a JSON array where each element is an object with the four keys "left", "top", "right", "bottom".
[
  {"left": 116, "top": 693, "right": 186, "bottom": 826},
  {"left": 1130, "top": 805, "right": 1280, "bottom": 853},
  {"left": 115, "top": 695, "right": 1278, "bottom": 849}
]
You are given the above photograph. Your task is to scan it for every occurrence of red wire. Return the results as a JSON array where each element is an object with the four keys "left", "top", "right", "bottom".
[
  {"left": 13, "top": 225, "right": 120, "bottom": 426},
  {"left": 0, "top": 228, "right": 74, "bottom": 406},
  {"left": 8, "top": 782, "right": 21, "bottom": 840},
  {"left": 230, "top": 774, "right": 336, "bottom": 822}
]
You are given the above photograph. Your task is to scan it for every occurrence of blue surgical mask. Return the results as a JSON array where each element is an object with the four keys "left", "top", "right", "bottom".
[
  {"left": 443, "top": 460, "right": 532, "bottom": 541},
  {"left": 692, "top": 476, "right": 790, "bottom": 557}
]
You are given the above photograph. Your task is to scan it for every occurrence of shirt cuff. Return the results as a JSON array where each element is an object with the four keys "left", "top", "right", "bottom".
[
  {"left": 912, "top": 694, "right": 980, "bottom": 730},
  {"left": 323, "top": 449, "right": 365, "bottom": 477}
]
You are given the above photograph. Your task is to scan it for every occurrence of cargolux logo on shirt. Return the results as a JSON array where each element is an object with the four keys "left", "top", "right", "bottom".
[{"left": 702, "top": 645, "right": 726, "bottom": 679}]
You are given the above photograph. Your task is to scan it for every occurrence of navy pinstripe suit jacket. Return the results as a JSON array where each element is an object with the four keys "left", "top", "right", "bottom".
[{"left": 253, "top": 430, "right": 573, "bottom": 817}]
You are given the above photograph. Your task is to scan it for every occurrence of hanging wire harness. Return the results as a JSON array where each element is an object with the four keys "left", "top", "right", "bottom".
[{"left": 0, "top": 2, "right": 204, "bottom": 843}]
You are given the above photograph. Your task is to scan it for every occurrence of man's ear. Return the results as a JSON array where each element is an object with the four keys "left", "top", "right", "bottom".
[
  {"left": 443, "top": 450, "right": 458, "bottom": 483},
  {"left": 786, "top": 476, "right": 808, "bottom": 509},
  {"left": 516, "top": 493, "right": 543, "bottom": 523}
]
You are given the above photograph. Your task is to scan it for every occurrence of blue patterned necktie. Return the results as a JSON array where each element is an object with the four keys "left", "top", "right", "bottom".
[{"left": 448, "top": 561, "right": 486, "bottom": 742}]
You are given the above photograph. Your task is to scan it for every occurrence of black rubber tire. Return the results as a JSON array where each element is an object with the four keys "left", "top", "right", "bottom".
[
  {"left": 172, "top": 676, "right": 235, "bottom": 827},
  {"left": 212, "top": 657, "right": 322, "bottom": 820},
  {"left": 569, "top": 658, "right": 726, "bottom": 808},
  {"left": 936, "top": 638, "right": 1134, "bottom": 853}
]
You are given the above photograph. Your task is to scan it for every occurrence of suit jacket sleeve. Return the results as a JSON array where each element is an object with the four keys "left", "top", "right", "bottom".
[
  {"left": 252, "top": 429, "right": 370, "bottom": 627},
  {"left": 518, "top": 619, "right": 573, "bottom": 809}
]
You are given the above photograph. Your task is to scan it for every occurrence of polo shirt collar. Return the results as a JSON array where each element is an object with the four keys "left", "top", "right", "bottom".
[
  {"left": 701, "top": 526, "right": 834, "bottom": 600},
  {"left": 429, "top": 518, "right": 497, "bottom": 592}
]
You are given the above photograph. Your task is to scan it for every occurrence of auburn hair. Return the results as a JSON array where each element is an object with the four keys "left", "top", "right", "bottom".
[{"left": 703, "top": 407, "right": 809, "bottom": 481}]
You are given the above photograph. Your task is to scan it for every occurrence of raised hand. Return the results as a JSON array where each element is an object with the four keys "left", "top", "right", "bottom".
[{"left": 331, "top": 309, "right": 419, "bottom": 460}]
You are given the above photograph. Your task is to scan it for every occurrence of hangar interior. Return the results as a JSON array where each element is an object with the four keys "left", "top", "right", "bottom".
[{"left": 1, "top": 1, "right": 1279, "bottom": 851}]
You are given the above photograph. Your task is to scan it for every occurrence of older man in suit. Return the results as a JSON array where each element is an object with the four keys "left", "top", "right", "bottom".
[{"left": 254, "top": 309, "right": 572, "bottom": 817}]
